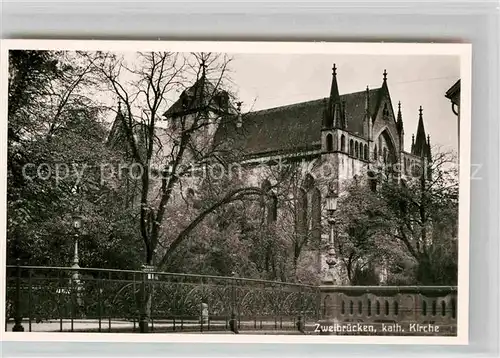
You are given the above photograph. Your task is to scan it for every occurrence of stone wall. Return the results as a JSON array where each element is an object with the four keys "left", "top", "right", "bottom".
[{"left": 318, "top": 285, "right": 457, "bottom": 335}]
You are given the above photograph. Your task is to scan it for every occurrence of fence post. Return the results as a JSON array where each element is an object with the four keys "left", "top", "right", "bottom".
[
  {"left": 12, "top": 258, "right": 24, "bottom": 332},
  {"left": 296, "top": 286, "right": 305, "bottom": 334},
  {"left": 229, "top": 272, "right": 239, "bottom": 334}
]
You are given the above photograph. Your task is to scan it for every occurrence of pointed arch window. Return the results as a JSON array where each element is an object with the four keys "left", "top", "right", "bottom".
[
  {"left": 261, "top": 180, "right": 277, "bottom": 224},
  {"left": 340, "top": 134, "right": 346, "bottom": 152},
  {"left": 326, "top": 133, "right": 333, "bottom": 152},
  {"left": 383, "top": 103, "right": 390, "bottom": 117},
  {"left": 373, "top": 145, "right": 378, "bottom": 160},
  {"left": 298, "top": 174, "right": 321, "bottom": 246},
  {"left": 355, "top": 142, "right": 359, "bottom": 158},
  {"left": 349, "top": 139, "right": 354, "bottom": 156},
  {"left": 364, "top": 144, "right": 369, "bottom": 160},
  {"left": 368, "top": 171, "right": 377, "bottom": 192}
]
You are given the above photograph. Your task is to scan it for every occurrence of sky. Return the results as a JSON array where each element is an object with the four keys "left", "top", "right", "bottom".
[
  {"left": 104, "top": 52, "right": 460, "bottom": 154},
  {"left": 226, "top": 53, "right": 460, "bottom": 153}
]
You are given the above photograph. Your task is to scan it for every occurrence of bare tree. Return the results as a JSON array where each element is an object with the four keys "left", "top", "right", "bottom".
[{"left": 90, "top": 51, "right": 278, "bottom": 331}]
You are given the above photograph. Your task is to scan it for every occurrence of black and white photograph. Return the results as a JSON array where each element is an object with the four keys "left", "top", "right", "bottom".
[{"left": 1, "top": 41, "right": 471, "bottom": 344}]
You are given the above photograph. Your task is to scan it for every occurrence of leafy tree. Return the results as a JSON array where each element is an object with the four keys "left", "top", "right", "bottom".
[
  {"left": 335, "top": 149, "right": 458, "bottom": 285},
  {"left": 379, "top": 150, "right": 458, "bottom": 285},
  {"left": 7, "top": 50, "right": 142, "bottom": 269}
]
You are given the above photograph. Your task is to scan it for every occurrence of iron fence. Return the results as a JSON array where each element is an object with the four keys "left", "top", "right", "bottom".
[{"left": 5, "top": 264, "right": 320, "bottom": 333}]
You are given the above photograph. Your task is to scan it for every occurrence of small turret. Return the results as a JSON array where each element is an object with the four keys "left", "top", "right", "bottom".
[
  {"left": 412, "top": 106, "right": 428, "bottom": 158},
  {"left": 396, "top": 101, "right": 404, "bottom": 151},
  {"left": 236, "top": 101, "right": 243, "bottom": 128},
  {"left": 325, "top": 63, "right": 342, "bottom": 129}
]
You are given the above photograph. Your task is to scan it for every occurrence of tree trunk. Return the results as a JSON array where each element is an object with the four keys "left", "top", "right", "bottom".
[
  {"left": 139, "top": 278, "right": 152, "bottom": 333},
  {"left": 139, "top": 255, "right": 153, "bottom": 333}
]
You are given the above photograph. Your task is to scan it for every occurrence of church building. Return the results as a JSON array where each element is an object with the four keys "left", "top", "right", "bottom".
[
  {"left": 207, "top": 65, "right": 432, "bottom": 281},
  {"left": 109, "top": 64, "right": 432, "bottom": 282}
]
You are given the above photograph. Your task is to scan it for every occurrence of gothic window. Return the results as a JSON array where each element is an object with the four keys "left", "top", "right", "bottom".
[
  {"left": 364, "top": 144, "right": 368, "bottom": 160},
  {"left": 383, "top": 103, "right": 390, "bottom": 117},
  {"left": 310, "top": 187, "right": 321, "bottom": 243},
  {"left": 261, "top": 180, "right": 277, "bottom": 224},
  {"left": 376, "top": 130, "right": 397, "bottom": 165},
  {"left": 355, "top": 142, "right": 359, "bottom": 158},
  {"left": 180, "top": 92, "right": 189, "bottom": 110},
  {"left": 373, "top": 145, "right": 378, "bottom": 160},
  {"left": 349, "top": 139, "right": 354, "bottom": 156},
  {"left": 298, "top": 174, "right": 321, "bottom": 246},
  {"left": 326, "top": 133, "right": 333, "bottom": 152},
  {"left": 368, "top": 170, "right": 377, "bottom": 192},
  {"left": 340, "top": 134, "right": 346, "bottom": 152}
]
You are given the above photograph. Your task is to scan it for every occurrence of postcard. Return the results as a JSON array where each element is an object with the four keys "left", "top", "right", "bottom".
[{"left": 0, "top": 40, "right": 471, "bottom": 345}]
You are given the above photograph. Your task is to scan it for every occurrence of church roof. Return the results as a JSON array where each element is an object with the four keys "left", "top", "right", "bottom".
[
  {"left": 214, "top": 88, "right": 382, "bottom": 156},
  {"left": 163, "top": 77, "right": 237, "bottom": 118},
  {"left": 445, "top": 79, "right": 460, "bottom": 105}
]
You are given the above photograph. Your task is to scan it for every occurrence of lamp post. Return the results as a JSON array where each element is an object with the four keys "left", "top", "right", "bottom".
[
  {"left": 324, "top": 191, "right": 338, "bottom": 283},
  {"left": 72, "top": 215, "right": 82, "bottom": 276},
  {"left": 71, "top": 214, "right": 83, "bottom": 310}
]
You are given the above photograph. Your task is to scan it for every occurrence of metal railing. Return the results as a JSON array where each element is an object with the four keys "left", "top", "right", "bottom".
[
  {"left": 5, "top": 263, "right": 320, "bottom": 333},
  {"left": 5, "top": 264, "right": 458, "bottom": 335}
]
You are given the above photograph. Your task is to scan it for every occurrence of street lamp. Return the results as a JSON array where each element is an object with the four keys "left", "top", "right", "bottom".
[
  {"left": 71, "top": 214, "right": 84, "bottom": 314},
  {"left": 324, "top": 191, "right": 338, "bottom": 283},
  {"left": 71, "top": 214, "right": 82, "bottom": 281},
  {"left": 73, "top": 215, "right": 82, "bottom": 231}
]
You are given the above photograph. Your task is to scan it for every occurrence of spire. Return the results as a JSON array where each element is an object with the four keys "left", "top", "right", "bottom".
[
  {"left": 411, "top": 134, "right": 415, "bottom": 152},
  {"left": 199, "top": 58, "right": 206, "bottom": 98},
  {"left": 236, "top": 101, "right": 243, "bottom": 128},
  {"left": 341, "top": 100, "right": 347, "bottom": 129},
  {"left": 329, "top": 63, "right": 340, "bottom": 103},
  {"left": 412, "top": 105, "right": 428, "bottom": 157},
  {"left": 114, "top": 99, "right": 124, "bottom": 122},
  {"left": 383, "top": 69, "right": 387, "bottom": 82},
  {"left": 365, "top": 86, "right": 370, "bottom": 112},
  {"left": 396, "top": 101, "right": 403, "bottom": 134},
  {"left": 363, "top": 86, "right": 371, "bottom": 138},
  {"left": 201, "top": 58, "right": 206, "bottom": 77},
  {"left": 427, "top": 134, "right": 432, "bottom": 161},
  {"left": 326, "top": 63, "right": 341, "bottom": 128}
]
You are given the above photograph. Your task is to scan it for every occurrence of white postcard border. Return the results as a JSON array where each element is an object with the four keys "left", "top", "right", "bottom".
[{"left": 0, "top": 40, "right": 472, "bottom": 345}]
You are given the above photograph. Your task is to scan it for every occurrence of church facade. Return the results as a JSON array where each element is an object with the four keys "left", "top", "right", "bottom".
[{"left": 212, "top": 65, "right": 431, "bottom": 282}]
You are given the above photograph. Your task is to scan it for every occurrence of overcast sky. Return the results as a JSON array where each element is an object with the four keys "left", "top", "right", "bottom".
[
  {"left": 106, "top": 52, "right": 460, "bottom": 154},
  {"left": 227, "top": 53, "right": 460, "bottom": 153}
]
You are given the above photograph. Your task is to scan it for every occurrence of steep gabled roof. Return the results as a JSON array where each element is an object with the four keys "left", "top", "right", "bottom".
[
  {"left": 163, "top": 77, "right": 237, "bottom": 118},
  {"left": 445, "top": 79, "right": 461, "bottom": 104},
  {"left": 213, "top": 88, "right": 382, "bottom": 156}
]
